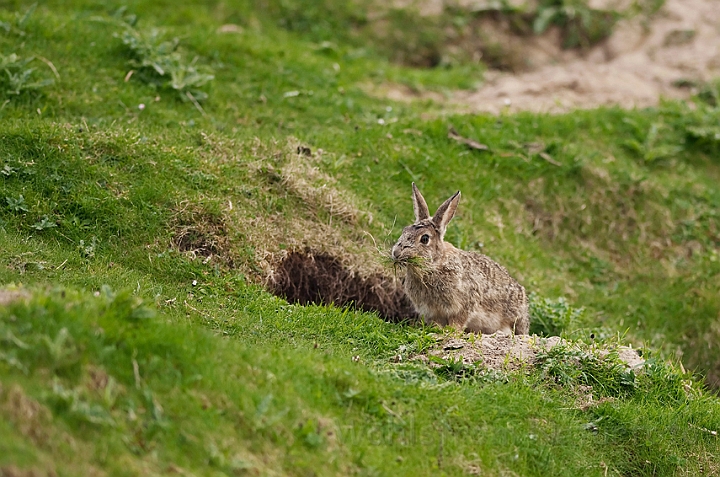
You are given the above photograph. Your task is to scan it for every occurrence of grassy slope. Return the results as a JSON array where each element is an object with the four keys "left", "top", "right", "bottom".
[{"left": 1, "top": 1, "right": 719, "bottom": 475}]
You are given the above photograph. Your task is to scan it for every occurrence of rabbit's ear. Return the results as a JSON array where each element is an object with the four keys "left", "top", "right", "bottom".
[
  {"left": 432, "top": 191, "right": 461, "bottom": 240},
  {"left": 412, "top": 182, "right": 430, "bottom": 222}
]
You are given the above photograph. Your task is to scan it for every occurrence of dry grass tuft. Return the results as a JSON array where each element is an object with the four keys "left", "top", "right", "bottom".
[
  {"left": 170, "top": 200, "right": 236, "bottom": 267},
  {"left": 253, "top": 138, "right": 371, "bottom": 225},
  {"left": 1, "top": 384, "right": 52, "bottom": 447},
  {"left": 0, "top": 465, "right": 57, "bottom": 477}
]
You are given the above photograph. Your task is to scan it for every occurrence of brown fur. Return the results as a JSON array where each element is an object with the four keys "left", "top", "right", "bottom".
[{"left": 391, "top": 183, "right": 529, "bottom": 335}]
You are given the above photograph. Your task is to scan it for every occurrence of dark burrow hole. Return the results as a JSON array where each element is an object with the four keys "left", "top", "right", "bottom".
[{"left": 269, "top": 250, "right": 418, "bottom": 322}]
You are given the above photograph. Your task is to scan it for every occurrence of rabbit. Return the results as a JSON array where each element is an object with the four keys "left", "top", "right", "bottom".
[{"left": 391, "top": 183, "right": 530, "bottom": 335}]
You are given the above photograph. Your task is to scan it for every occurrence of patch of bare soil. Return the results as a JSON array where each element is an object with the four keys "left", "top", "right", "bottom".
[
  {"left": 0, "top": 289, "right": 30, "bottom": 306},
  {"left": 397, "top": 0, "right": 720, "bottom": 113},
  {"left": 413, "top": 332, "right": 644, "bottom": 371}
]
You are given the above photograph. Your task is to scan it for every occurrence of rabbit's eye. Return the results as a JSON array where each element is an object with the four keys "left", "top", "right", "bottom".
[{"left": 420, "top": 234, "right": 430, "bottom": 245}]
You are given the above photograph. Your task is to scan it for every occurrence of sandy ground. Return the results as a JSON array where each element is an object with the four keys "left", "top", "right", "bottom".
[
  {"left": 411, "top": 332, "right": 645, "bottom": 372},
  {"left": 0, "top": 289, "right": 29, "bottom": 306},
  {"left": 393, "top": 0, "right": 720, "bottom": 113}
]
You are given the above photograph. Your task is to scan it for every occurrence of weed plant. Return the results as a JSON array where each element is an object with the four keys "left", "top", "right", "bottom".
[
  {"left": 529, "top": 292, "right": 587, "bottom": 337},
  {"left": 117, "top": 23, "right": 214, "bottom": 103},
  {"left": 0, "top": 54, "right": 53, "bottom": 99}
]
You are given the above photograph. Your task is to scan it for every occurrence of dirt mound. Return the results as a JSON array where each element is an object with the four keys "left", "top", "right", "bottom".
[
  {"left": 461, "top": 0, "right": 720, "bottom": 112},
  {"left": 392, "top": 0, "right": 720, "bottom": 113},
  {"left": 412, "top": 332, "right": 644, "bottom": 372},
  {"left": 269, "top": 250, "right": 417, "bottom": 321}
]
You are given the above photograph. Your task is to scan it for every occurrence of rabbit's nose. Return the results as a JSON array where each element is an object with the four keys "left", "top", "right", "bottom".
[{"left": 391, "top": 245, "right": 400, "bottom": 259}]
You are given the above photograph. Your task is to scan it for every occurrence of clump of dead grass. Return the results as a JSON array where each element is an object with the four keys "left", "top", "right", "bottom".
[
  {"left": 0, "top": 464, "right": 58, "bottom": 477},
  {"left": 170, "top": 200, "right": 236, "bottom": 267},
  {"left": 254, "top": 138, "right": 372, "bottom": 226},
  {"left": 1, "top": 384, "right": 53, "bottom": 447}
]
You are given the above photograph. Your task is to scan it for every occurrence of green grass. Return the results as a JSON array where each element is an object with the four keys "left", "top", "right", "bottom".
[
  {"left": 1, "top": 0, "right": 719, "bottom": 475},
  {"left": 2, "top": 285, "right": 717, "bottom": 476}
]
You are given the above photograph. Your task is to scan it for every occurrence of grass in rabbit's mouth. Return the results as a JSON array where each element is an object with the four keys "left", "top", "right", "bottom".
[
  {"left": 402, "top": 256, "right": 427, "bottom": 268},
  {"left": 380, "top": 254, "right": 406, "bottom": 279},
  {"left": 382, "top": 254, "right": 426, "bottom": 270}
]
